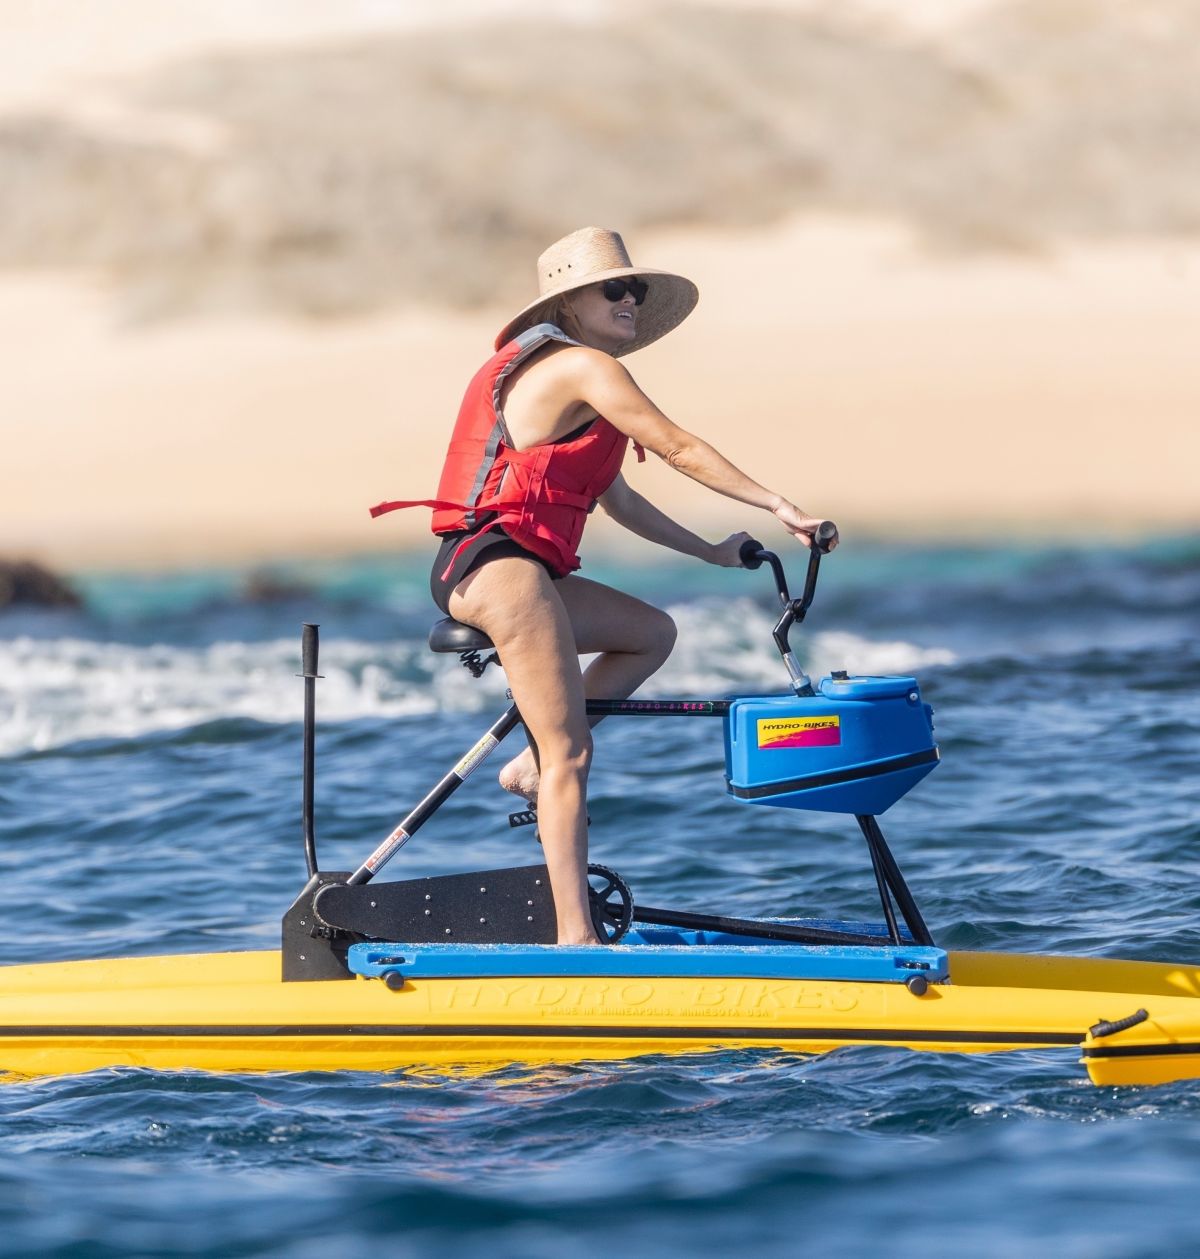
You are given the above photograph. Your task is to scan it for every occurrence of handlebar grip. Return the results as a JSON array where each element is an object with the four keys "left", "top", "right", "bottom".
[
  {"left": 738, "top": 539, "right": 766, "bottom": 569},
  {"left": 813, "top": 521, "right": 838, "bottom": 554}
]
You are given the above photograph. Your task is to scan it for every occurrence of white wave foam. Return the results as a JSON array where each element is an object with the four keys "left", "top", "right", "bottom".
[
  {"left": 805, "top": 630, "right": 958, "bottom": 679},
  {"left": 0, "top": 636, "right": 441, "bottom": 757},
  {"left": 650, "top": 599, "right": 956, "bottom": 695},
  {"left": 0, "top": 606, "right": 955, "bottom": 756}
]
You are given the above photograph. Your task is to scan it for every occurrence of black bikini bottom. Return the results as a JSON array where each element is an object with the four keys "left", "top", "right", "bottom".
[{"left": 429, "top": 525, "right": 560, "bottom": 616}]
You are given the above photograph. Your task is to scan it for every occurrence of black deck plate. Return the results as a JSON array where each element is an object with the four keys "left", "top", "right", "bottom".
[{"left": 313, "top": 864, "right": 558, "bottom": 945}]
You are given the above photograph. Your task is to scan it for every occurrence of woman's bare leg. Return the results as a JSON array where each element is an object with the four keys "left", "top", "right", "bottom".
[
  {"left": 498, "top": 575, "right": 677, "bottom": 800},
  {"left": 447, "top": 557, "right": 599, "bottom": 944}
]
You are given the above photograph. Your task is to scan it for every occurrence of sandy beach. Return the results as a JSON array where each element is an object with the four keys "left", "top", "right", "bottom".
[
  {"left": 4, "top": 216, "right": 1197, "bottom": 570},
  {"left": 2, "top": 0, "right": 1197, "bottom": 570}
]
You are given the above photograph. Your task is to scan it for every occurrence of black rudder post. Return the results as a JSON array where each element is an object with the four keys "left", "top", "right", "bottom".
[{"left": 300, "top": 622, "right": 321, "bottom": 878}]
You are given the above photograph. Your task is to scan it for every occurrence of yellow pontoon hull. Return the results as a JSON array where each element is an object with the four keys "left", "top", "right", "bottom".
[{"left": 2, "top": 949, "right": 1197, "bottom": 1083}]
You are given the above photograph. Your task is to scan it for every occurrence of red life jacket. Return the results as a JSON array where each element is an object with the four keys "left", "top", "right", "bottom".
[{"left": 370, "top": 324, "right": 643, "bottom": 578}]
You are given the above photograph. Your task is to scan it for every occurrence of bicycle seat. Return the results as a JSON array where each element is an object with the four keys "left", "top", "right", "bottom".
[{"left": 428, "top": 617, "right": 495, "bottom": 654}]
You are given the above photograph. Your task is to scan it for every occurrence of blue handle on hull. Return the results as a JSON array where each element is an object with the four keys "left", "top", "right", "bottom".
[{"left": 349, "top": 931, "right": 949, "bottom": 984}]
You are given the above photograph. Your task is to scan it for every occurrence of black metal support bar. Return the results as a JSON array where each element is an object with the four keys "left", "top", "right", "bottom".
[
  {"left": 584, "top": 699, "right": 730, "bottom": 717},
  {"left": 633, "top": 903, "right": 896, "bottom": 947},
  {"left": 763, "top": 553, "right": 792, "bottom": 607},
  {"left": 771, "top": 605, "right": 798, "bottom": 656},
  {"left": 855, "top": 814, "right": 934, "bottom": 947},
  {"left": 863, "top": 832, "right": 902, "bottom": 945},
  {"left": 347, "top": 703, "right": 525, "bottom": 886},
  {"left": 797, "top": 543, "right": 824, "bottom": 614},
  {"left": 299, "top": 623, "right": 321, "bottom": 879}
]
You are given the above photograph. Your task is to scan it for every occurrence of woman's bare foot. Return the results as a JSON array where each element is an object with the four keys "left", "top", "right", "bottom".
[{"left": 499, "top": 747, "right": 540, "bottom": 802}]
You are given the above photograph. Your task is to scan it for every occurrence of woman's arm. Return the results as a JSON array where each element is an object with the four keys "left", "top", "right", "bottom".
[
  {"left": 569, "top": 349, "right": 835, "bottom": 549},
  {"left": 597, "top": 475, "right": 752, "bottom": 566}
]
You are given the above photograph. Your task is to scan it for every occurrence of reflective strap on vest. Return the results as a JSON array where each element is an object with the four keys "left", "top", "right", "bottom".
[
  {"left": 370, "top": 487, "right": 594, "bottom": 519},
  {"left": 371, "top": 437, "right": 644, "bottom": 520},
  {"left": 438, "top": 528, "right": 497, "bottom": 583}
]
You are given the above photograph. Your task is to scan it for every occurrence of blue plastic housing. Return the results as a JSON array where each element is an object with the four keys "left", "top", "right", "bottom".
[{"left": 724, "top": 675, "right": 938, "bottom": 814}]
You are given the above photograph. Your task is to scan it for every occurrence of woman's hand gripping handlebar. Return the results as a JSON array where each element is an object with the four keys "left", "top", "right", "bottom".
[
  {"left": 738, "top": 520, "right": 838, "bottom": 569},
  {"left": 771, "top": 505, "right": 839, "bottom": 552},
  {"left": 737, "top": 521, "right": 839, "bottom": 696}
]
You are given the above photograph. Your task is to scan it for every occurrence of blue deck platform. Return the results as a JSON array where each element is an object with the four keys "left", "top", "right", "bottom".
[{"left": 348, "top": 921, "right": 949, "bottom": 985}]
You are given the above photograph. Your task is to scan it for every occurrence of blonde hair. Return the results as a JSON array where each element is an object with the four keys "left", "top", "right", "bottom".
[{"left": 510, "top": 292, "right": 586, "bottom": 344}]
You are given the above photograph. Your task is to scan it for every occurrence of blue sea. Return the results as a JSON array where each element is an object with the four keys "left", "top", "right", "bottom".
[{"left": 1, "top": 537, "right": 1198, "bottom": 1258}]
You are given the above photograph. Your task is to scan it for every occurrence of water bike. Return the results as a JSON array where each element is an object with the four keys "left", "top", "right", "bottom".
[{"left": 2, "top": 530, "right": 1197, "bottom": 1086}]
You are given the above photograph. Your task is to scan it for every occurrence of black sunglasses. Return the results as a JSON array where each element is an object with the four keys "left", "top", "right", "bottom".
[{"left": 601, "top": 277, "right": 649, "bottom": 305}]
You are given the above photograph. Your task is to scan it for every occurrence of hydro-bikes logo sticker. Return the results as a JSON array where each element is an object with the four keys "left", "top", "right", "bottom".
[{"left": 756, "top": 715, "right": 841, "bottom": 749}]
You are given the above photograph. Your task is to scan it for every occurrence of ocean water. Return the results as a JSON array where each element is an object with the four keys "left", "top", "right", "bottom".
[{"left": 1, "top": 537, "right": 1198, "bottom": 1258}]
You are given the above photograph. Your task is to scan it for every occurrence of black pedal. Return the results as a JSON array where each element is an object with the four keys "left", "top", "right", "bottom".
[{"left": 507, "top": 806, "right": 590, "bottom": 829}]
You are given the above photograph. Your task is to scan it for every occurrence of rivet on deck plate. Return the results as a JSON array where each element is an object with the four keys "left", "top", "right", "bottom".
[
  {"left": 425, "top": 894, "right": 432, "bottom": 901},
  {"left": 479, "top": 917, "right": 486, "bottom": 924},
  {"left": 445, "top": 928, "right": 452, "bottom": 935}
]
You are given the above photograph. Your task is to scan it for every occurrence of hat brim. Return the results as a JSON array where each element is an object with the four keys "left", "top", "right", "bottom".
[{"left": 495, "top": 266, "right": 699, "bottom": 357}]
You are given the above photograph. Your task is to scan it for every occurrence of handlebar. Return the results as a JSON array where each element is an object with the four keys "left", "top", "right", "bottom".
[
  {"left": 738, "top": 519, "right": 838, "bottom": 569},
  {"left": 737, "top": 520, "right": 839, "bottom": 697},
  {"left": 813, "top": 520, "right": 839, "bottom": 553},
  {"left": 738, "top": 539, "right": 764, "bottom": 569}
]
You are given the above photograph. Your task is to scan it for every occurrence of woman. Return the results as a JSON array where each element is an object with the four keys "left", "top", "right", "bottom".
[{"left": 373, "top": 227, "right": 835, "bottom": 944}]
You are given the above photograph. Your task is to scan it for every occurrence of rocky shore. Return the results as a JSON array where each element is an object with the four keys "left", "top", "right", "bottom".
[{"left": 0, "top": 559, "right": 81, "bottom": 609}]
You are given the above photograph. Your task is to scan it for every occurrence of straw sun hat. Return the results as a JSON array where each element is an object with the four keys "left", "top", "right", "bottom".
[{"left": 495, "top": 226, "right": 699, "bottom": 357}]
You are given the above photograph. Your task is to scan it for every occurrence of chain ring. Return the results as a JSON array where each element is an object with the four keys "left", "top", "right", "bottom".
[{"left": 586, "top": 863, "right": 633, "bottom": 943}]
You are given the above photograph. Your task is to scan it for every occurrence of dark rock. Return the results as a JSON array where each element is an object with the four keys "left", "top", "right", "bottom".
[
  {"left": 0, "top": 559, "right": 83, "bottom": 609},
  {"left": 239, "top": 571, "right": 314, "bottom": 604}
]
